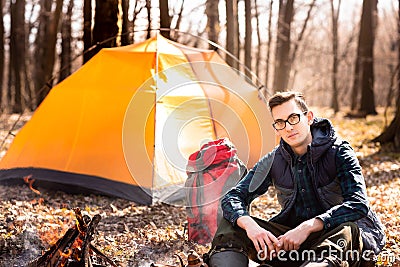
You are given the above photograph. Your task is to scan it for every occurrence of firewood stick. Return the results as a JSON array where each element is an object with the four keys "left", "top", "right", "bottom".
[
  {"left": 27, "top": 227, "right": 79, "bottom": 267},
  {"left": 74, "top": 207, "right": 88, "bottom": 233},
  {"left": 80, "top": 214, "right": 101, "bottom": 267},
  {"left": 89, "top": 244, "right": 119, "bottom": 267}
]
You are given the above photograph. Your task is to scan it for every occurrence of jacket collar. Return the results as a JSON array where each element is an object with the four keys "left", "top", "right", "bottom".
[{"left": 279, "top": 117, "right": 337, "bottom": 164}]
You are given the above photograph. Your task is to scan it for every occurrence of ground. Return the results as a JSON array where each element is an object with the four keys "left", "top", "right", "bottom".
[{"left": 0, "top": 108, "right": 399, "bottom": 267}]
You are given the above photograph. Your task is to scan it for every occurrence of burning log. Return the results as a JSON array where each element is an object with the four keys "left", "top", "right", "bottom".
[{"left": 27, "top": 208, "right": 118, "bottom": 267}]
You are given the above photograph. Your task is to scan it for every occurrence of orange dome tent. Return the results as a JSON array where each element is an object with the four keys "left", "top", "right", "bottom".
[{"left": 0, "top": 34, "right": 275, "bottom": 205}]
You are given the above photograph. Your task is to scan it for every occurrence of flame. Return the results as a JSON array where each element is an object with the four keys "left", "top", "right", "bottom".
[
  {"left": 59, "top": 248, "right": 72, "bottom": 267},
  {"left": 72, "top": 238, "right": 83, "bottom": 261},
  {"left": 60, "top": 248, "right": 72, "bottom": 258},
  {"left": 37, "top": 210, "right": 75, "bottom": 252},
  {"left": 39, "top": 224, "right": 64, "bottom": 246},
  {"left": 36, "top": 209, "right": 99, "bottom": 265},
  {"left": 23, "top": 175, "right": 41, "bottom": 195},
  {"left": 40, "top": 228, "right": 86, "bottom": 265}
]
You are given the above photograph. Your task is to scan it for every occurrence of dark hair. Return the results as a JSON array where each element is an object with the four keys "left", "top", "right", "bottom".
[{"left": 268, "top": 91, "right": 309, "bottom": 112}]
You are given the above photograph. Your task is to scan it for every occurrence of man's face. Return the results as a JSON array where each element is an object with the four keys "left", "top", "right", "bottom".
[{"left": 271, "top": 99, "right": 313, "bottom": 154}]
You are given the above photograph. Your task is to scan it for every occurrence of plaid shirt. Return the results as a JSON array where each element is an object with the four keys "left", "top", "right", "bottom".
[
  {"left": 285, "top": 146, "right": 368, "bottom": 228},
  {"left": 287, "top": 153, "right": 325, "bottom": 227}
]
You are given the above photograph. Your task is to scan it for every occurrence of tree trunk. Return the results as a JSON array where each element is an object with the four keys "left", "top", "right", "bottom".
[
  {"left": 146, "top": 0, "right": 151, "bottom": 39},
  {"left": 244, "top": 0, "right": 252, "bottom": 78},
  {"left": 206, "top": 0, "right": 219, "bottom": 49},
  {"left": 92, "top": 0, "right": 119, "bottom": 56},
  {"left": 254, "top": 0, "right": 261, "bottom": 78},
  {"left": 264, "top": 0, "right": 274, "bottom": 96},
  {"left": 288, "top": 0, "right": 315, "bottom": 85},
  {"left": 330, "top": 0, "right": 341, "bottom": 113},
  {"left": 121, "top": 0, "right": 131, "bottom": 45},
  {"left": 373, "top": 0, "right": 400, "bottom": 151},
  {"left": 10, "top": 0, "right": 25, "bottom": 113},
  {"left": 33, "top": 0, "right": 51, "bottom": 106},
  {"left": 226, "top": 0, "right": 239, "bottom": 69},
  {"left": 235, "top": 0, "right": 240, "bottom": 69},
  {"left": 0, "top": 0, "right": 4, "bottom": 111},
  {"left": 45, "top": 0, "right": 63, "bottom": 87},
  {"left": 33, "top": 0, "right": 63, "bottom": 106},
  {"left": 83, "top": 0, "right": 93, "bottom": 63},
  {"left": 398, "top": 0, "right": 400, "bottom": 109},
  {"left": 350, "top": 0, "right": 378, "bottom": 116},
  {"left": 131, "top": 1, "right": 145, "bottom": 43},
  {"left": 159, "top": 0, "right": 170, "bottom": 39},
  {"left": 9, "top": 0, "right": 18, "bottom": 112},
  {"left": 59, "top": 0, "right": 74, "bottom": 83},
  {"left": 373, "top": 104, "right": 400, "bottom": 150},
  {"left": 23, "top": 3, "right": 33, "bottom": 112},
  {"left": 358, "top": 0, "right": 377, "bottom": 115},
  {"left": 273, "top": 0, "right": 294, "bottom": 92},
  {"left": 350, "top": 49, "right": 361, "bottom": 110}
]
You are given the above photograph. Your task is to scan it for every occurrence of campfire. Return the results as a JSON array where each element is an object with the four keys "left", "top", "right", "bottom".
[{"left": 28, "top": 208, "right": 118, "bottom": 267}]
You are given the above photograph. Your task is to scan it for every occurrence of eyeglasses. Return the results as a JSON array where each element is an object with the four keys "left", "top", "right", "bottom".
[{"left": 272, "top": 112, "right": 308, "bottom": 130}]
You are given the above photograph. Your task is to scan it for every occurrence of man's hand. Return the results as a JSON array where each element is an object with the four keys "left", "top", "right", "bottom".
[
  {"left": 278, "top": 217, "right": 324, "bottom": 251},
  {"left": 237, "top": 216, "right": 281, "bottom": 259}
]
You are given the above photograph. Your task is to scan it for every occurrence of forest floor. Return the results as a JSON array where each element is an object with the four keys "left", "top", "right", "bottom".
[{"left": 0, "top": 108, "right": 399, "bottom": 267}]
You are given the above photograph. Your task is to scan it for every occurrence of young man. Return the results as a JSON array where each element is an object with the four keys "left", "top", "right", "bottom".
[{"left": 207, "top": 92, "right": 385, "bottom": 267}]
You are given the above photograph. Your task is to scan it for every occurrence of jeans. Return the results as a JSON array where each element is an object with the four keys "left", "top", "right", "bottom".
[{"left": 206, "top": 217, "right": 363, "bottom": 267}]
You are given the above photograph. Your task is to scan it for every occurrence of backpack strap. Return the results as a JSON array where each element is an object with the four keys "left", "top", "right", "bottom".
[{"left": 185, "top": 173, "right": 196, "bottom": 218}]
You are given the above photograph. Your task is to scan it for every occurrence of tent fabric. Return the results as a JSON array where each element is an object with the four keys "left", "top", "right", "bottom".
[{"left": 0, "top": 34, "right": 274, "bottom": 205}]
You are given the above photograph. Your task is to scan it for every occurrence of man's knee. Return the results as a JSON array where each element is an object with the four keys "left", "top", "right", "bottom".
[
  {"left": 329, "top": 222, "right": 361, "bottom": 246},
  {"left": 209, "top": 250, "right": 249, "bottom": 267}
]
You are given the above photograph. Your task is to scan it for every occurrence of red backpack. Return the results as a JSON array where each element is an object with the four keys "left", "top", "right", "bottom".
[{"left": 185, "top": 138, "right": 247, "bottom": 244}]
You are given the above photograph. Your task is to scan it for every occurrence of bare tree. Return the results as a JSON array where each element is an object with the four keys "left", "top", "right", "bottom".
[
  {"left": 206, "top": 0, "right": 220, "bottom": 48},
  {"left": 84, "top": 0, "right": 119, "bottom": 61},
  {"left": 159, "top": 0, "right": 170, "bottom": 38},
  {"left": 244, "top": 0, "right": 252, "bottom": 77},
  {"left": 254, "top": 0, "right": 262, "bottom": 78},
  {"left": 0, "top": 0, "right": 4, "bottom": 110},
  {"left": 83, "top": 0, "right": 92, "bottom": 63},
  {"left": 59, "top": 0, "right": 74, "bottom": 83},
  {"left": 33, "top": 0, "right": 63, "bottom": 106},
  {"left": 146, "top": 0, "right": 151, "bottom": 38},
  {"left": 34, "top": 0, "right": 51, "bottom": 73},
  {"left": 359, "top": 0, "right": 378, "bottom": 115},
  {"left": 273, "top": 0, "right": 294, "bottom": 92},
  {"left": 226, "top": 0, "right": 239, "bottom": 69},
  {"left": 121, "top": 0, "right": 131, "bottom": 45},
  {"left": 264, "top": 0, "right": 274, "bottom": 95},
  {"left": 23, "top": 2, "right": 36, "bottom": 111},
  {"left": 130, "top": 0, "right": 145, "bottom": 43},
  {"left": 330, "top": 0, "right": 341, "bottom": 113},
  {"left": 282, "top": 0, "right": 315, "bottom": 91},
  {"left": 373, "top": 0, "right": 400, "bottom": 151},
  {"left": 92, "top": 0, "right": 119, "bottom": 53},
  {"left": 350, "top": 44, "right": 361, "bottom": 110},
  {"left": 9, "top": 0, "right": 26, "bottom": 113},
  {"left": 350, "top": 0, "right": 378, "bottom": 116},
  {"left": 235, "top": 0, "right": 240, "bottom": 66},
  {"left": 288, "top": 0, "right": 315, "bottom": 74}
]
